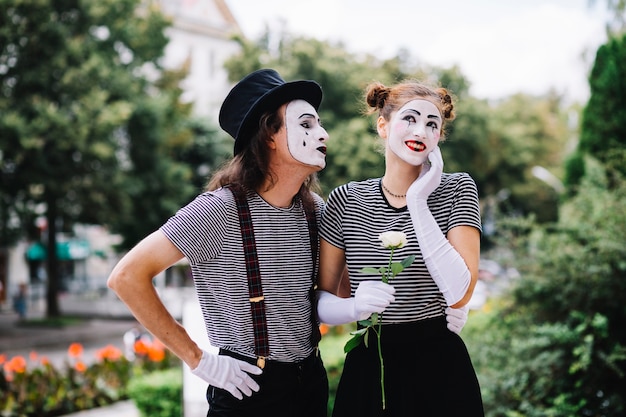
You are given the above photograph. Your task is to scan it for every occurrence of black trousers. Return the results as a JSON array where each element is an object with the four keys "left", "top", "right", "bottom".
[
  {"left": 332, "top": 316, "right": 484, "bottom": 417},
  {"left": 206, "top": 348, "right": 329, "bottom": 417}
]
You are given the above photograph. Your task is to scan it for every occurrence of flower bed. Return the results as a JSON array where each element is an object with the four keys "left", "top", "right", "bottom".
[{"left": 0, "top": 336, "right": 178, "bottom": 416}]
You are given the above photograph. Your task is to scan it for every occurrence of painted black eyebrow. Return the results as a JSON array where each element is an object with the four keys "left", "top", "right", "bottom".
[
  {"left": 401, "top": 108, "right": 441, "bottom": 121},
  {"left": 299, "top": 113, "right": 322, "bottom": 125}
]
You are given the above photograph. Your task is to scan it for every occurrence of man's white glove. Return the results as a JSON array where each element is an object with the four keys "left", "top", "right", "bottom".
[
  {"left": 316, "top": 281, "right": 395, "bottom": 325},
  {"left": 445, "top": 305, "right": 469, "bottom": 335},
  {"left": 407, "top": 146, "right": 471, "bottom": 306},
  {"left": 191, "top": 350, "right": 262, "bottom": 400}
]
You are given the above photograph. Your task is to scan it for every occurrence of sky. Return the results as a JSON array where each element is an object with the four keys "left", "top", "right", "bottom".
[{"left": 226, "top": 0, "right": 610, "bottom": 104}]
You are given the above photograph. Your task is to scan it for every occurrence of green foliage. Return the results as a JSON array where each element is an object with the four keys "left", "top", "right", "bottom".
[
  {"left": 319, "top": 117, "right": 384, "bottom": 196},
  {"left": 466, "top": 163, "right": 626, "bottom": 416},
  {"left": 478, "top": 93, "right": 569, "bottom": 223},
  {"left": 104, "top": 64, "right": 231, "bottom": 250},
  {"left": 573, "top": 32, "right": 626, "bottom": 188},
  {"left": 563, "top": 150, "right": 586, "bottom": 191},
  {"left": 127, "top": 368, "right": 183, "bottom": 417}
]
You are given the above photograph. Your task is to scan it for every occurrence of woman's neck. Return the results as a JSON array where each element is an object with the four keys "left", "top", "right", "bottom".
[{"left": 383, "top": 159, "right": 421, "bottom": 196}]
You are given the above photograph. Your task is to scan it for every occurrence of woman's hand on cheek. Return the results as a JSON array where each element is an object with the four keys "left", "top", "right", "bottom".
[{"left": 407, "top": 146, "right": 443, "bottom": 203}]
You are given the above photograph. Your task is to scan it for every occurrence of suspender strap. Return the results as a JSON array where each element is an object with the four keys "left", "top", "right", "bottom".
[
  {"left": 229, "top": 184, "right": 322, "bottom": 366},
  {"left": 230, "top": 185, "right": 270, "bottom": 364},
  {"left": 304, "top": 202, "right": 322, "bottom": 347}
]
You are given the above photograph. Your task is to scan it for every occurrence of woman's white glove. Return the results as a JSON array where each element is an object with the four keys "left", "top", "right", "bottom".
[
  {"left": 191, "top": 350, "right": 262, "bottom": 400},
  {"left": 407, "top": 147, "right": 471, "bottom": 306},
  {"left": 408, "top": 145, "right": 443, "bottom": 198},
  {"left": 445, "top": 305, "right": 469, "bottom": 335},
  {"left": 316, "top": 281, "right": 395, "bottom": 325}
]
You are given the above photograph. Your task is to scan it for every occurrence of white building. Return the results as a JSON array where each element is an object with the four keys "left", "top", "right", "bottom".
[{"left": 160, "top": 0, "right": 243, "bottom": 119}]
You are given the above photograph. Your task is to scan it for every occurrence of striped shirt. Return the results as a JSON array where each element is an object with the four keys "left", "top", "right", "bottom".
[
  {"left": 320, "top": 173, "right": 482, "bottom": 323},
  {"left": 160, "top": 187, "right": 324, "bottom": 362}
]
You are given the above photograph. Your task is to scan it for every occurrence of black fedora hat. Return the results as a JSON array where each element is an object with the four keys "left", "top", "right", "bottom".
[{"left": 219, "top": 69, "right": 323, "bottom": 155}]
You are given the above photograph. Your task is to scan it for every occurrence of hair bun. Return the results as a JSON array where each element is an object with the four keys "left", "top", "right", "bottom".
[
  {"left": 366, "top": 82, "right": 390, "bottom": 110},
  {"left": 438, "top": 91, "right": 454, "bottom": 120}
]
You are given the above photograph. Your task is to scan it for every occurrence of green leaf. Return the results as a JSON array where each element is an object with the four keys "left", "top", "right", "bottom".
[
  {"left": 357, "top": 319, "right": 373, "bottom": 327},
  {"left": 344, "top": 333, "right": 364, "bottom": 353},
  {"left": 390, "top": 262, "right": 405, "bottom": 276},
  {"left": 361, "top": 267, "right": 383, "bottom": 274},
  {"left": 401, "top": 255, "right": 416, "bottom": 268},
  {"left": 350, "top": 327, "right": 369, "bottom": 336}
]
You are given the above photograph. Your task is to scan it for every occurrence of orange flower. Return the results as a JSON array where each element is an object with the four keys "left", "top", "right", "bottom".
[
  {"left": 29, "top": 351, "right": 38, "bottom": 362},
  {"left": 147, "top": 346, "right": 165, "bottom": 362},
  {"left": 319, "top": 324, "right": 330, "bottom": 336},
  {"left": 40, "top": 356, "right": 50, "bottom": 366},
  {"left": 0, "top": 354, "right": 6, "bottom": 365},
  {"left": 96, "top": 345, "right": 122, "bottom": 361},
  {"left": 74, "top": 361, "right": 87, "bottom": 372},
  {"left": 68, "top": 342, "right": 84, "bottom": 358},
  {"left": 134, "top": 339, "right": 149, "bottom": 355},
  {"left": 6, "top": 356, "right": 27, "bottom": 373}
]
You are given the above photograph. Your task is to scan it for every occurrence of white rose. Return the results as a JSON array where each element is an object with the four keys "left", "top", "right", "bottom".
[{"left": 378, "top": 231, "right": 407, "bottom": 249}]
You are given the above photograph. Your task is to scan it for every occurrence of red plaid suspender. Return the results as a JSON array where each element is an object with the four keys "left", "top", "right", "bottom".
[
  {"left": 230, "top": 185, "right": 269, "bottom": 368},
  {"left": 304, "top": 200, "right": 322, "bottom": 347},
  {"left": 230, "top": 185, "right": 320, "bottom": 368}
]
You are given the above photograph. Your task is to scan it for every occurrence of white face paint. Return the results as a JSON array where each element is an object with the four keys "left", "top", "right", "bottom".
[
  {"left": 285, "top": 100, "right": 329, "bottom": 169},
  {"left": 385, "top": 99, "right": 442, "bottom": 166}
]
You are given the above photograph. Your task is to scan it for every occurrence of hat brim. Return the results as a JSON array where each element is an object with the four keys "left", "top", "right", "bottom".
[{"left": 234, "top": 80, "right": 322, "bottom": 155}]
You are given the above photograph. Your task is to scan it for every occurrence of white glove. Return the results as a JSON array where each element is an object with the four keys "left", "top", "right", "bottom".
[
  {"left": 445, "top": 305, "right": 469, "bottom": 335},
  {"left": 407, "top": 147, "right": 471, "bottom": 306},
  {"left": 316, "top": 281, "right": 395, "bottom": 325},
  {"left": 408, "top": 146, "right": 443, "bottom": 199},
  {"left": 191, "top": 350, "right": 262, "bottom": 400}
]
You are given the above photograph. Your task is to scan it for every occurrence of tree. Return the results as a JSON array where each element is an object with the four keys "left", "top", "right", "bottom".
[
  {"left": 105, "top": 64, "right": 232, "bottom": 251},
  {"left": 567, "top": 32, "right": 626, "bottom": 189},
  {"left": 0, "top": 0, "right": 171, "bottom": 316}
]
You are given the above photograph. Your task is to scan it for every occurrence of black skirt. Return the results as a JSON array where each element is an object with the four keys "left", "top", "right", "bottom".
[{"left": 332, "top": 316, "right": 484, "bottom": 417}]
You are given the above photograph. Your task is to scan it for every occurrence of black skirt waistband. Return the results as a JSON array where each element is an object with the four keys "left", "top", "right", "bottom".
[{"left": 360, "top": 315, "right": 450, "bottom": 344}]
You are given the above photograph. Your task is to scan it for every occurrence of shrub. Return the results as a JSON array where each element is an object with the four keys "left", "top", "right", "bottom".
[
  {"left": 466, "top": 166, "right": 626, "bottom": 416},
  {"left": 127, "top": 368, "right": 183, "bottom": 417}
]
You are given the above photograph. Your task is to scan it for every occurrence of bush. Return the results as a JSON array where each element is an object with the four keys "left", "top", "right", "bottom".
[
  {"left": 127, "top": 368, "right": 183, "bottom": 417},
  {"left": 466, "top": 166, "right": 626, "bottom": 416}
]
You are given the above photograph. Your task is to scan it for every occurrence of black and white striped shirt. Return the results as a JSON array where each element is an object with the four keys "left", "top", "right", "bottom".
[
  {"left": 161, "top": 187, "right": 324, "bottom": 362},
  {"left": 320, "top": 174, "right": 482, "bottom": 323}
]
